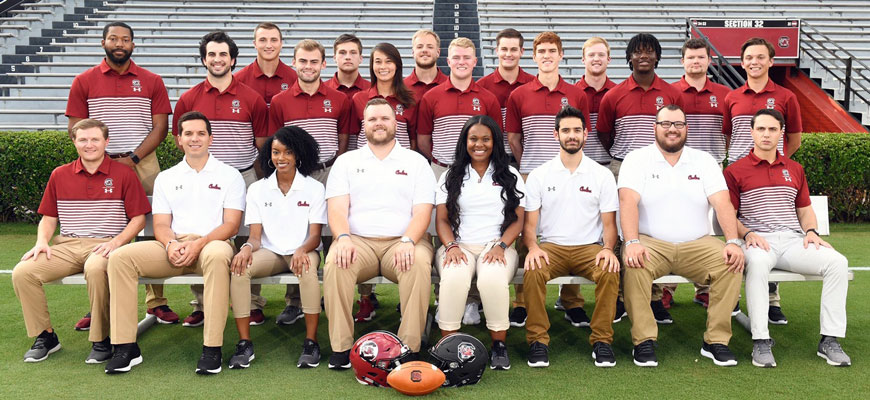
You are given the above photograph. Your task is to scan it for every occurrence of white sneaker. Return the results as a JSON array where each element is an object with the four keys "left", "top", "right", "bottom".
[{"left": 462, "top": 302, "right": 481, "bottom": 325}]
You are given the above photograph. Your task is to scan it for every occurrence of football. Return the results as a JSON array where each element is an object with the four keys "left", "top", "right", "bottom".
[{"left": 387, "top": 361, "right": 446, "bottom": 396}]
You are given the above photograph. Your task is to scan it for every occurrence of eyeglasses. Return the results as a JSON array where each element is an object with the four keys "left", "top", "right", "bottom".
[{"left": 656, "top": 121, "right": 687, "bottom": 129}]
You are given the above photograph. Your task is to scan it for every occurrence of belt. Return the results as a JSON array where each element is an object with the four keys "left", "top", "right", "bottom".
[
  {"left": 314, "top": 157, "right": 337, "bottom": 171},
  {"left": 431, "top": 158, "right": 449, "bottom": 168},
  {"left": 613, "top": 157, "right": 624, "bottom": 162},
  {"left": 108, "top": 152, "right": 133, "bottom": 159},
  {"left": 239, "top": 164, "right": 255, "bottom": 173}
]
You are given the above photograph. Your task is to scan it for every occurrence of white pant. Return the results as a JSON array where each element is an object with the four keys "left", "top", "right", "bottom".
[
  {"left": 435, "top": 242, "right": 518, "bottom": 331},
  {"left": 744, "top": 231, "right": 849, "bottom": 340}
]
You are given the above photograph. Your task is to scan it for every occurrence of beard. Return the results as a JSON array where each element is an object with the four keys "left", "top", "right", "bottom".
[
  {"left": 415, "top": 57, "right": 437, "bottom": 69},
  {"left": 656, "top": 134, "right": 687, "bottom": 153},
  {"left": 366, "top": 126, "right": 396, "bottom": 146},
  {"left": 104, "top": 48, "right": 132, "bottom": 65},
  {"left": 560, "top": 139, "right": 584, "bottom": 154}
]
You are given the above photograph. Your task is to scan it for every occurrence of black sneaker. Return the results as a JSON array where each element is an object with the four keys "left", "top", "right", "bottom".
[
  {"left": 768, "top": 306, "right": 788, "bottom": 325},
  {"left": 701, "top": 342, "right": 738, "bottom": 366},
  {"left": 196, "top": 346, "right": 223, "bottom": 375},
  {"left": 86, "top": 336, "right": 112, "bottom": 364},
  {"left": 592, "top": 342, "right": 616, "bottom": 368},
  {"left": 651, "top": 300, "right": 673, "bottom": 324},
  {"left": 614, "top": 299, "right": 627, "bottom": 323},
  {"left": 23, "top": 330, "right": 61, "bottom": 362},
  {"left": 527, "top": 341, "right": 549, "bottom": 368},
  {"left": 105, "top": 343, "right": 142, "bottom": 374},
  {"left": 490, "top": 340, "right": 510, "bottom": 370},
  {"left": 564, "top": 307, "right": 591, "bottom": 327},
  {"left": 368, "top": 293, "right": 380, "bottom": 309},
  {"left": 328, "top": 350, "right": 351, "bottom": 370},
  {"left": 228, "top": 340, "right": 254, "bottom": 369},
  {"left": 509, "top": 307, "right": 527, "bottom": 327},
  {"left": 632, "top": 340, "right": 658, "bottom": 367},
  {"left": 276, "top": 305, "right": 303, "bottom": 325},
  {"left": 297, "top": 339, "right": 321, "bottom": 368}
]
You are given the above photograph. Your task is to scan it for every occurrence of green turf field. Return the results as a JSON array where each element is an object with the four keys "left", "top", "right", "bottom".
[{"left": 1, "top": 223, "right": 868, "bottom": 398}]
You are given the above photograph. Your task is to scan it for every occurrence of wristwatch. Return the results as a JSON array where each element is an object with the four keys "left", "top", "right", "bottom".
[
  {"left": 725, "top": 238, "right": 744, "bottom": 247},
  {"left": 624, "top": 239, "right": 641, "bottom": 246},
  {"left": 130, "top": 153, "right": 141, "bottom": 164},
  {"left": 497, "top": 241, "right": 508, "bottom": 250},
  {"left": 400, "top": 236, "right": 415, "bottom": 245}
]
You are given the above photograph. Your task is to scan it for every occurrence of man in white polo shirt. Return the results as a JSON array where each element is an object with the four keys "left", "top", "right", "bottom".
[
  {"left": 522, "top": 106, "right": 620, "bottom": 369},
  {"left": 323, "top": 98, "right": 435, "bottom": 369},
  {"left": 619, "top": 104, "right": 744, "bottom": 368},
  {"left": 104, "top": 111, "right": 245, "bottom": 375}
]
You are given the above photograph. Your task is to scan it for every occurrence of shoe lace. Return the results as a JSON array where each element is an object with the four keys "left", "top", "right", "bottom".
[
  {"left": 492, "top": 342, "right": 507, "bottom": 358},
  {"left": 755, "top": 340, "right": 774, "bottom": 355},
  {"left": 302, "top": 340, "right": 316, "bottom": 355},
  {"left": 595, "top": 343, "right": 614, "bottom": 358},
  {"left": 708, "top": 343, "right": 731, "bottom": 354},
  {"left": 530, "top": 342, "right": 547, "bottom": 357},
  {"left": 155, "top": 305, "right": 171, "bottom": 313},
  {"left": 636, "top": 341, "right": 656, "bottom": 356},
  {"left": 31, "top": 336, "right": 48, "bottom": 350},
  {"left": 823, "top": 338, "right": 845, "bottom": 353}
]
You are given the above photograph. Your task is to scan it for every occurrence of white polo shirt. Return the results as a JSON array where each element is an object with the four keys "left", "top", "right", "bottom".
[
  {"left": 435, "top": 163, "right": 526, "bottom": 244},
  {"left": 526, "top": 154, "right": 618, "bottom": 246},
  {"left": 326, "top": 140, "right": 435, "bottom": 237},
  {"left": 152, "top": 154, "right": 246, "bottom": 236},
  {"left": 618, "top": 144, "right": 727, "bottom": 243},
  {"left": 245, "top": 173, "right": 327, "bottom": 255}
]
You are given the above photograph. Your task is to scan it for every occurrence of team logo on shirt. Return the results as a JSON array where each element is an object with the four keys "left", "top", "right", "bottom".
[
  {"left": 578, "top": 186, "right": 592, "bottom": 193},
  {"left": 131, "top": 79, "right": 142, "bottom": 92},
  {"left": 561, "top": 97, "right": 570, "bottom": 107},
  {"left": 297, "top": 200, "right": 310, "bottom": 207},
  {"left": 781, "top": 169, "right": 792, "bottom": 182},
  {"left": 766, "top": 98, "right": 776, "bottom": 109},
  {"left": 472, "top": 98, "right": 481, "bottom": 111},
  {"left": 688, "top": 174, "right": 700, "bottom": 180},
  {"left": 395, "top": 104, "right": 404, "bottom": 115},
  {"left": 281, "top": 83, "right": 289, "bottom": 91},
  {"left": 655, "top": 96, "right": 665, "bottom": 110},
  {"left": 323, "top": 99, "right": 333, "bottom": 113},
  {"left": 231, "top": 99, "right": 241, "bottom": 114},
  {"left": 395, "top": 169, "right": 408, "bottom": 176},
  {"left": 709, "top": 95, "right": 718, "bottom": 108},
  {"left": 103, "top": 178, "right": 114, "bottom": 193},
  {"left": 208, "top": 183, "right": 222, "bottom": 190}
]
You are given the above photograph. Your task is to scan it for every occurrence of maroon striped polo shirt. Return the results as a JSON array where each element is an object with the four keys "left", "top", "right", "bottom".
[
  {"left": 234, "top": 59, "right": 298, "bottom": 106},
  {"left": 576, "top": 75, "right": 618, "bottom": 165},
  {"left": 477, "top": 67, "right": 535, "bottom": 155},
  {"left": 324, "top": 72, "right": 371, "bottom": 102},
  {"left": 350, "top": 87, "right": 417, "bottom": 149},
  {"left": 723, "top": 79, "right": 801, "bottom": 163},
  {"left": 404, "top": 69, "right": 449, "bottom": 103},
  {"left": 672, "top": 76, "right": 731, "bottom": 164}
]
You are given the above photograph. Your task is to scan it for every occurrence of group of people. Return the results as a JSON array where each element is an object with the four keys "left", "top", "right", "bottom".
[{"left": 11, "top": 21, "right": 851, "bottom": 377}]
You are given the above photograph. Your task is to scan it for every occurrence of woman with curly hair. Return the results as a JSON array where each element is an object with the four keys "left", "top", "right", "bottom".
[
  {"left": 434, "top": 114, "right": 525, "bottom": 370},
  {"left": 228, "top": 126, "right": 326, "bottom": 370}
]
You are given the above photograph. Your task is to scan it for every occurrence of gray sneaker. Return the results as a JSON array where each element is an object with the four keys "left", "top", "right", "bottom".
[
  {"left": 86, "top": 337, "right": 112, "bottom": 364},
  {"left": 24, "top": 330, "right": 61, "bottom": 362},
  {"left": 297, "top": 339, "right": 321, "bottom": 368},
  {"left": 490, "top": 340, "right": 511, "bottom": 370},
  {"left": 817, "top": 336, "right": 851, "bottom": 366},
  {"left": 276, "top": 305, "right": 303, "bottom": 325},
  {"left": 751, "top": 339, "right": 776, "bottom": 368}
]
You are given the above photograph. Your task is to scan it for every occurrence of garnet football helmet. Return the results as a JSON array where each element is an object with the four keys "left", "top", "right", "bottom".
[{"left": 350, "top": 330, "right": 411, "bottom": 387}]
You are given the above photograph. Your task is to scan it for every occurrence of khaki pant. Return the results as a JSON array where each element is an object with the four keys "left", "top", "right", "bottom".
[
  {"left": 133, "top": 151, "right": 169, "bottom": 310},
  {"left": 435, "top": 243, "right": 518, "bottom": 331},
  {"left": 231, "top": 249, "right": 321, "bottom": 318},
  {"left": 324, "top": 235, "right": 433, "bottom": 352},
  {"left": 12, "top": 236, "right": 111, "bottom": 342},
  {"left": 109, "top": 235, "right": 232, "bottom": 346},
  {"left": 523, "top": 243, "right": 619, "bottom": 346},
  {"left": 623, "top": 235, "right": 741, "bottom": 346}
]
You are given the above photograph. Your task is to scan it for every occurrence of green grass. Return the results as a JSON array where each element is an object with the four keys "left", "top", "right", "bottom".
[{"left": 1, "top": 223, "right": 869, "bottom": 398}]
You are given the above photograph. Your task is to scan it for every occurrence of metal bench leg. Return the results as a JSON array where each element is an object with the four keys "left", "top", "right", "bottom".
[
  {"left": 137, "top": 314, "right": 157, "bottom": 338},
  {"left": 734, "top": 311, "right": 751, "bottom": 332}
]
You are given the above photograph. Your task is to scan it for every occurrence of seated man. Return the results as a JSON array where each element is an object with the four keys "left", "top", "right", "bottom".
[
  {"left": 105, "top": 111, "right": 245, "bottom": 375},
  {"left": 725, "top": 109, "right": 850, "bottom": 367},
  {"left": 12, "top": 118, "right": 149, "bottom": 363},
  {"left": 323, "top": 98, "right": 435, "bottom": 368},
  {"left": 620, "top": 104, "right": 744, "bottom": 367},
  {"left": 523, "top": 106, "right": 620, "bottom": 368}
]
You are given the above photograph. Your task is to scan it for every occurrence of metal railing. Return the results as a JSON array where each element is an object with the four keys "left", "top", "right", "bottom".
[
  {"left": 800, "top": 21, "right": 870, "bottom": 111},
  {"left": 685, "top": 20, "right": 745, "bottom": 89}
]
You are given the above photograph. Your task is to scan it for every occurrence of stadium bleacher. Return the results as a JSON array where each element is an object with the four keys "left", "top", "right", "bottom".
[{"left": 0, "top": 0, "right": 868, "bottom": 129}]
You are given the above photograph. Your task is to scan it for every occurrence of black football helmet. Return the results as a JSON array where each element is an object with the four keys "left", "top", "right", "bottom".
[{"left": 428, "top": 333, "right": 487, "bottom": 387}]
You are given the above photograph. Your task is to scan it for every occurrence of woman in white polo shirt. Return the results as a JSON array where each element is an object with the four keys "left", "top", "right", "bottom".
[
  {"left": 228, "top": 126, "right": 327, "bottom": 370},
  {"left": 435, "top": 115, "right": 525, "bottom": 370}
]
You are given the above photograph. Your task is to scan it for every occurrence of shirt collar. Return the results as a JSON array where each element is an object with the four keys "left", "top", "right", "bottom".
[
  {"left": 266, "top": 171, "right": 306, "bottom": 192},
  {"left": 289, "top": 79, "right": 326, "bottom": 97},
  {"left": 549, "top": 153, "right": 591, "bottom": 175},
  {"left": 676, "top": 75, "right": 715, "bottom": 93},
  {"left": 444, "top": 77, "right": 481, "bottom": 93},
  {"left": 99, "top": 59, "right": 140, "bottom": 76},
  {"left": 748, "top": 149, "right": 786, "bottom": 166},
  {"left": 360, "top": 140, "right": 402, "bottom": 161},
  {"left": 180, "top": 153, "right": 220, "bottom": 173},
  {"left": 330, "top": 72, "right": 368, "bottom": 90},
  {"left": 73, "top": 155, "right": 112, "bottom": 175},
  {"left": 625, "top": 73, "right": 668, "bottom": 92},
  {"left": 203, "top": 77, "right": 239, "bottom": 95},
  {"left": 250, "top": 59, "right": 293, "bottom": 79},
  {"left": 649, "top": 144, "right": 690, "bottom": 167},
  {"left": 465, "top": 162, "right": 495, "bottom": 180},
  {"left": 407, "top": 69, "right": 448, "bottom": 86},
  {"left": 530, "top": 75, "right": 570, "bottom": 94},
  {"left": 741, "top": 78, "right": 777, "bottom": 94},
  {"left": 577, "top": 76, "right": 617, "bottom": 92},
  {"left": 492, "top": 67, "right": 533, "bottom": 84}
]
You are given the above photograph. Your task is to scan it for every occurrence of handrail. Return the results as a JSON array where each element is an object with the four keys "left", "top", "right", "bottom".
[
  {"left": 800, "top": 21, "right": 870, "bottom": 108},
  {"left": 0, "top": 0, "right": 28, "bottom": 15},
  {"left": 685, "top": 20, "right": 746, "bottom": 89}
]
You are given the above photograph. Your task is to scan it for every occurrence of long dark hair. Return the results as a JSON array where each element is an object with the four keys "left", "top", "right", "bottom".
[
  {"left": 258, "top": 126, "right": 320, "bottom": 178},
  {"left": 369, "top": 42, "right": 415, "bottom": 108},
  {"left": 444, "top": 115, "right": 523, "bottom": 238}
]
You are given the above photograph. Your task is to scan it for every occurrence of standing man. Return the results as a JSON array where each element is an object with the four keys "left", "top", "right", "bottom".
[
  {"left": 596, "top": 33, "right": 683, "bottom": 323},
  {"left": 405, "top": 29, "right": 448, "bottom": 101},
  {"left": 620, "top": 104, "right": 744, "bottom": 367},
  {"left": 234, "top": 22, "right": 298, "bottom": 107},
  {"left": 477, "top": 28, "right": 535, "bottom": 159},
  {"left": 173, "top": 31, "right": 269, "bottom": 327},
  {"left": 105, "top": 111, "right": 244, "bottom": 375},
  {"left": 417, "top": 37, "right": 502, "bottom": 180},
  {"left": 12, "top": 119, "right": 149, "bottom": 364},
  {"left": 269, "top": 39, "right": 353, "bottom": 185},
  {"left": 323, "top": 98, "right": 435, "bottom": 368},
  {"left": 324, "top": 34, "right": 371, "bottom": 101},
  {"left": 66, "top": 21, "right": 176, "bottom": 329},
  {"left": 522, "top": 106, "right": 620, "bottom": 368},
  {"left": 575, "top": 36, "right": 617, "bottom": 167},
  {"left": 725, "top": 109, "right": 851, "bottom": 368},
  {"left": 723, "top": 37, "right": 803, "bottom": 324},
  {"left": 504, "top": 31, "right": 590, "bottom": 328}
]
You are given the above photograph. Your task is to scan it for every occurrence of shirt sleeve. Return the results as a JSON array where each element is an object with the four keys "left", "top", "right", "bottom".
[
  {"left": 722, "top": 92, "right": 735, "bottom": 138},
  {"left": 595, "top": 91, "right": 616, "bottom": 150},
  {"left": 524, "top": 169, "right": 542, "bottom": 212},
  {"left": 36, "top": 168, "right": 60, "bottom": 217},
  {"left": 350, "top": 93, "right": 364, "bottom": 137},
  {"left": 309, "top": 180, "right": 328, "bottom": 225},
  {"left": 434, "top": 169, "right": 449, "bottom": 205},
  {"left": 151, "top": 172, "right": 172, "bottom": 214},
  {"left": 485, "top": 92, "right": 502, "bottom": 127},
  {"left": 574, "top": 91, "right": 591, "bottom": 128},
  {"left": 121, "top": 166, "right": 152, "bottom": 218},
  {"left": 267, "top": 94, "right": 286, "bottom": 135},
  {"left": 784, "top": 92, "right": 802, "bottom": 134},
  {"left": 223, "top": 170, "right": 247, "bottom": 211},
  {"left": 510, "top": 166, "right": 527, "bottom": 208},
  {"left": 412, "top": 155, "right": 436, "bottom": 205},
  {"left": 251, "top": 96, "right": 270, "bottom": 137},
  {"left": 150, "top": 75, "right": 173, "bottom": 115},
  {"left": 243, "top": 184, "right": 261, "bottom": 226},
  {"left": 794, "top": 163, "right": 812, "bottom": 208},
  {"left": 324, "top": 154, "right": 350, "bottom": 198},
  {"left": 723, "top": 164, "right": 741, "bottom": 210},
  {"left": 616, "top": 150, "right": 643, "bottom": 192},
  {"left": 701, "top": 152, "right": 728, "bottom": 197},
  {"left": 415, "top": 94, "right": 435, "bottom": 137},
  {"left": 337, "top": 96, "right": 353, "bottom": 136},
  {"left": 406, "top": 103, "right": 418, "bottom": 140},
  {"left": 504, "top": 91, "right": 522, "bottom": 134},
  {"left": 172, "top": 95, "right": 190, "bottom": 136},
  {"left": 599, "top": 169, "right": 619, "bottom": 213},
  {"left": 65, "top": 75, "right": 90, "bottom": 119}
]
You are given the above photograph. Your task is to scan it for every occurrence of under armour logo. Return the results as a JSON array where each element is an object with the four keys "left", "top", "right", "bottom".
[
  {"left": 231, "top": 108, "right": 240, "bottom": 114},
  {"left": 264, "top": 202, "right": 272, "bottom": 207},
  {"left": 175, "top": 185, "right": 183, "bottom": 190},
  {"left": 651, "top": 174, "right": 660, "bottom": 179},
  {"left": 132, "top": 87, "right": 142, "bottom": 92},
  {"left": 104, "top": 187, "right": 113, "bottom": 193},
  {"left": 356, "top": 168, "right": 365, "bottom": 173},
  {"left": 547, "top": 186, "right": 556, "bottom": 192}
]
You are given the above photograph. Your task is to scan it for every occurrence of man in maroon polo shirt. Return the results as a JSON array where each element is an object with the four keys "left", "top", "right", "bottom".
[
  {"left": 324, "top": 34, "right": 371, "bottom": 102},
  {"left": 405, "top": 29, "right": 449, "bottom": 102},
  {"left": 173, "top": 30, "right": 269, "bottom": 327},
  {"left": 478, "top": 28, "right": 535, "bottom": 161},
  {"left": 12, "top": 119, "right": 150, "bottom": 364},
  {"left": 576, "top": 36, "right": 618, "bottom": 167},
  {"left": 234, "top": 22, "right": 298, "bottom": 107},
  {"left": 503, "top": 31, "right": 590, "bottom": 329},
  {"left": 596, "top": 32, "right": 683, "bottom": 325},
  {"left": 723, "top": 37, "right": 803, "bottom": 324},
  {"left": 269, "top": 39, "right": 353, "bottom": 185},
  {"left": 66, "top": 21, "right": 176, "bottom": 329}
]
